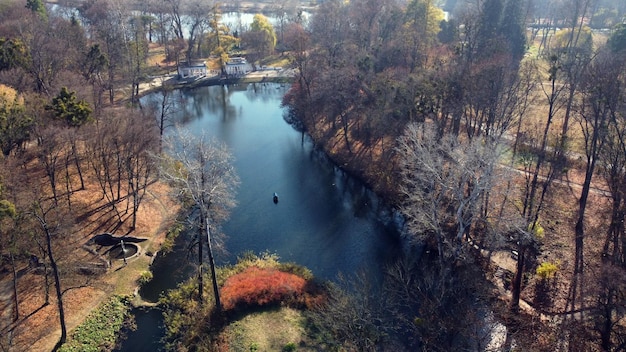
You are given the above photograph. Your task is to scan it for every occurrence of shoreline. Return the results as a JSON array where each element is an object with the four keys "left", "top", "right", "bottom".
[{"left": 137, "top": 69, "right": 296, "bottom": 97}]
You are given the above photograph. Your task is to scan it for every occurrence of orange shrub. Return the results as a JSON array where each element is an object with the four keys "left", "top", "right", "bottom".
[{"left": 221, "top": 266, "right": 309, "bottom": 311}]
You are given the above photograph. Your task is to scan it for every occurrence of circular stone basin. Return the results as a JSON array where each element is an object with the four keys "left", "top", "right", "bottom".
[{"left": 109, "top": 243, "right": 139, "bottom": 260}]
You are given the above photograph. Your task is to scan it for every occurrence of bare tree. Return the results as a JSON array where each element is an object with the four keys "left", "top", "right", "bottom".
[
  {"left": 568, "top": 49, "right": 620, "bottom": 313},
  {"left": 397, "top": 123, "right": 501, "bottom": 264},
  {"left": 31, "top": 198, "right": 69, "bottom": 351},
  {"left": 85, "top": 115, "right": 123, "bottom": 219},
  {"left": 384, "top": 255, "right": 495, "bottom": 351},
  {"left": 600, "top": 65, "right": 626, "bottom": 265},
  {"left": 145, "top": 78, "right": 182, "bottom": 149},
  {"left": 84, "top": 109, "right": 158, "bottom": 228},
  {"left": 35, "top": 126, "right": 66, "bottom": 204},
  {"left": 120, "top": 110, "right": 159, "bottom": 229},
  {"left": 157, "top": 127, "right": 238, "bottom": 310},
  {"left": 20, "top": 15, "right": 80, "bottom": 96},
  {"left": 591, "top": 262, "right": 626, "bottom": 351},
  {"left": 165, "top": 0, "right": 185, "bottom": 41},
  {"left": 309, "top": 0, "right": 351, "bottom": 69},
  {"left": 0, "top": 194, "right": 18, "bottom": 322},
  {"left": 551, "top": 0, "right": 594, "bottom": 175},
  {"left": 184, "top": 0, "right": 214, "bottom": 64},
  {"left": 270, "top": 0, "right": 298, "bottom": 45},
  {"left": 306, "top": 272, "right": 393, "bottom": 350}
]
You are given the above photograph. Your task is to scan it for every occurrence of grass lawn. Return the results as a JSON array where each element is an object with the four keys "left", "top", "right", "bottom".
[{"left": 221, "top": 307, "right": 318, "bottom": 352}]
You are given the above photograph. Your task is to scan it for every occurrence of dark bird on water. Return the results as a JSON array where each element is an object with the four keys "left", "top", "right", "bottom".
[{"left": 273, "top": 192, "right": 279, "bottom": 204}]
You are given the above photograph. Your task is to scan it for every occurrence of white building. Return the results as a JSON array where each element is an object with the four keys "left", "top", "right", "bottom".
[
  {"left": 225, "top": 57, "right": 252, "bottom": 76},
  {"left": 178, "top": 60, "right": 207, "bottom": 79}
]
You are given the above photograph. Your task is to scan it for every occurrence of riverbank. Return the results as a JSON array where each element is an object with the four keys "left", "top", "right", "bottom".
[
  {"left": 137, "top": 68, "right": 296, "bottom": 98},
  {"left": 293, "top": 83, "right": 607, "bottom": 348}
]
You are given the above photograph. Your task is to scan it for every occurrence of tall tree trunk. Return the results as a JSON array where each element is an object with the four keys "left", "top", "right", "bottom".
[
  {"left": 511, "top": 244, "right": 526, "bottom": 313},
  {"left": 71, "top": 142, "right": 84, "bottom": 190},
  {"left": 198, "top": 213, "right": 204, "bottom": 305},
  {"left": 570, "top": 112, "right": 604, "bottom": 314},
  {"left": 10, "top": 251, "right": 19, "bottom": 322},
  {"left": 64, "top": 155, "right": 72, "bottom": 210},
  {"left": 571, "top": 152, "right": 596, "bottom": 313},
  {"left": 206, "top": 219, "right": 222, "bottom": 312},
  {"left": 42, "top": 222, "right": 66, "bottom": 350}
]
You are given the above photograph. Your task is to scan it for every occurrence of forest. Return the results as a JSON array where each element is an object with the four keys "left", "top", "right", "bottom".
[
  {"left": 283, "top": 0, "right": 626, "bottom": 349},
  {"left": 0, "top": 0, "right": 626, "bottom": 350}
]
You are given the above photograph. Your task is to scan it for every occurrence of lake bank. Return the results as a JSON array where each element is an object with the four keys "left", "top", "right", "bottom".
[{"left": 137, "top": 68, "right": 296, "bottom": 98}]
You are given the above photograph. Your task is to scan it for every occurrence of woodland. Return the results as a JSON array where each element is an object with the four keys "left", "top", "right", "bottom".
[
  {"left": 1, "top": 0, "right": 626, "bottom": 350},
  {"left": 281, "top": 0, "right": 626, "bottom": 350}
]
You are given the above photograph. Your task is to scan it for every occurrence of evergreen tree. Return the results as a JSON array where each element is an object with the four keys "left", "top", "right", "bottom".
[
  {"left": 25, "top": 0, "right": 47, "bottom": 19},
  {"left": 46, "top": 87, "right": 92, "bottom": 127},
  {"left": 438, "top": 19, "right": 458, "bottom": 44},
  {"left": 0, "top": 85, "right": 31, "bottom": 156},
  {"left": 499, "top": 0, "right": 526, "bottom": 62},
  {"left": 608, "top": 23, "right": 626, "bottom": 53},
  {"left": 0, "top": 38, "right": 29, "bottom": 71},
  {"left": 476, "top": 0, "right": 503, "bottom": 56}
]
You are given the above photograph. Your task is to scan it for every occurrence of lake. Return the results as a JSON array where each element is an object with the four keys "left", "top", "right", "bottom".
[{"left": 117, "top": 83, "right": 402, "bottom": 350}]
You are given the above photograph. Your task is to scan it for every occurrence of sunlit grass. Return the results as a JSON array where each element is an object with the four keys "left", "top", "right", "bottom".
[{"left": 223, "top": 307, "right": 312, "bottom": 352}]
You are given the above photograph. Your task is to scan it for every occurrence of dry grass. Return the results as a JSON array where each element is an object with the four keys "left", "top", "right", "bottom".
[{"left": 221, "top": 307, "right": 316, "bottom": 352}]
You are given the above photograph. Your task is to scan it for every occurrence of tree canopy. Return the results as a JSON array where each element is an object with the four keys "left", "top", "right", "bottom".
[
  {"left": 25, "top": 0, "right": 47, "bottom": 18},
  {"left": 0, "top": 84, "right": 30, "bottom": 156},
  {"left": 608, "top": 23, "right": 626, "bottom": 53},
  {"left": 46, "top": 87, "right": 92, "bottom": 127},
  {"left": 248, "top": 14, "right": 277, "bottom": 57},
  {"left": 0, "top": 37, "right": 28, "bottom": 71}
]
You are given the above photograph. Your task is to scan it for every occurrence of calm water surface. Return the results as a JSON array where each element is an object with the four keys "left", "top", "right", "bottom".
[{"left": 117, "top": 83, "right": 402, "bottom": 351}]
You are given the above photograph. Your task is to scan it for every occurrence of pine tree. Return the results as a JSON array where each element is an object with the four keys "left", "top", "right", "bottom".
[
  {"left": 46, "top": 87, "right": 92, "bottom": 127},
  {"left": 25, "top": 0, "right": 47, "bottom": 19},
  {"left": 476, "top": 0, "right": 503, "bottom": 56},
  {"left": 500, "top": 0, "right": 526, "bottom": 62},
  {"left": 608, "top": 23, "right": 626, "bottom": 53}
]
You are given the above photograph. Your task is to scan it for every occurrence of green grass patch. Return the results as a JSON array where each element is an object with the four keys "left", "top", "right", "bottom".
[
  {"left": 59, "top": 295, "right": 132, "bottom": 352},
  {"left": 259, "top": 55, "right": 291, "bottom": 68}
]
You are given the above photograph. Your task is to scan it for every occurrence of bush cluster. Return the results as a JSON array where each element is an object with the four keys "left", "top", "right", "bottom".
[
  {"left": 161, "top": 222, "right": 184, "bottom": 254},
  {"left": 58, "top": 295, "right": 132, "bottom": 352},
  {"left": 161, "top": 252, "right": 327, "bottom": 350},
  {"left": 221, "top": 266, "right": 307, "bottom": 310},
  {"left": 137, "top": 270, "right": 153, "bottom": 286},
  {"left": 536, "top": 261, "right": 559, "bottom": 280}
]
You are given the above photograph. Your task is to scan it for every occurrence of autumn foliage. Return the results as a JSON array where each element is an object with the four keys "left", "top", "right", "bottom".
[{"left": 221, "top": 266, "right": 323, "bottom": 311}]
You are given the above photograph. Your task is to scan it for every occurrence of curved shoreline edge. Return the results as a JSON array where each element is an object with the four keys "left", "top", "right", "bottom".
[{"left": 138, "top": 71, "right": 295, "bottom": 98}]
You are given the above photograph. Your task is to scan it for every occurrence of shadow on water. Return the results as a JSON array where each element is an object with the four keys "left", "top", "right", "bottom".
[
  {"left": 115, "top": 308, "right": 165, "bottom": 352},
  {"left": 114, "top": 229, "right": 196, "bottom": 352},
  {"left": 138, "top": 230, "right": 196, "bottom": 303}
]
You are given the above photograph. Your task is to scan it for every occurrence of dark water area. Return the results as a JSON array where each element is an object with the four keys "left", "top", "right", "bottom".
[
  {"left": 116, "top": 308, "right": 164, "bottom": 352},
  {"left": 137, "top": 236, "right": 196, "bottom": 303},
  {"left": 176, "top": 83, "right": 402, "bottom": 278},
  {"left": 115, "top": 83, "right": 403, "bottom": 350}
]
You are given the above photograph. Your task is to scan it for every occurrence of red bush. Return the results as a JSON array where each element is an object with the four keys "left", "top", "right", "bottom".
[{"left": 221, "top": 266, "right": 308, "bottom": 311}]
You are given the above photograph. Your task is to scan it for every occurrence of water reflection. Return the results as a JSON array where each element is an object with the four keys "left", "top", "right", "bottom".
[
  {"left": 178, "top": 85, "right": 238, "bottom": 124},
  {"left": 143, "top": 83, "right": 401, "bottom": 279}
]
